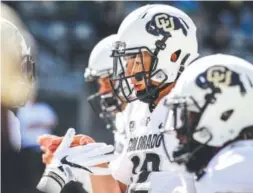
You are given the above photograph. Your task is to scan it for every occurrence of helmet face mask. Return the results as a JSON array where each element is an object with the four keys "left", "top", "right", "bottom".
[
  {"left": 21, "top": 54, "right": 36, "bottom": 84},
  {"left": 164, "top": 95, "right": 215, "bottom": 175},
  {"left": 87, "top": 75, "right": 123, "bottom": 117},
  {"left": 84, "top": 34, "right": 128, "bottom": 130},
  {"left": 110, "top": 40, "right": 170, "bottom": 104},
  {"left": 100, "top": 92, "right": 122, "bottom": 112},
  {"left": 98, "top": 75, "right": 124, "bottom": 114},
  {"left": 87, "top": 74, "right": 124, "bottom": 129}
]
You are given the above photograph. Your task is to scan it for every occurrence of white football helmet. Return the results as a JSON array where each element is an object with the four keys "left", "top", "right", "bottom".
[
  {"left": 84, "top": 34, "right": 124, "bottom": 130},
  {"left": 84, "top": 34, "right": 116, "bottom": 82},
  {"left": 110, "top": 4, "right": 199, "bottom": 103},
  {"left": 1, "top": 18, "right": 35, "bottom": 107},
  {"left": 164, "top": 54, "right": 253, "bottom": 175}
]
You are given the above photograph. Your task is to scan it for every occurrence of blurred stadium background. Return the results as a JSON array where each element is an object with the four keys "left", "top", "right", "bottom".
[{"left": 1, "top": 1, "right": 253, "bottom": 193}]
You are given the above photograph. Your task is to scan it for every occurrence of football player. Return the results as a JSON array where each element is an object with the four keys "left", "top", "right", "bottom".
[
  {"left": 38, "top": 34, "right": 130, "bottom": 165},
  {"left": 107, "top": 4, "right": 199, "bottom": 193},
  {"left": 85, "top": 34, "right": 123, "bottom": 130},
  {"left": 84, "top": 34, "right": 130, "bottom": 155},
  {"left": 164, "top": 54, "right": 253, "bottom": 193},
  {"left": 37, "top": 4, "right": 200, "bottom": 193},
  {"left": 1, "top": 18, "right": 36, "bottom": 193},
  {"left": 37, "top": 35, "right": 131, "bottom": 193},
  {"left": 1, "top": 18, "right": 35, "bottom": 152},
  {"left": 1, "top": 18, "right": 35, "bottom": 109}
]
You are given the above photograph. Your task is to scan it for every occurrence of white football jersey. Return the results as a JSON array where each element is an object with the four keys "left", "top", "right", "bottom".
[
  {"left": 114, "top": 104, "right": 134, "bottom": 154},
  {"left": 110, "top": 96, "right": 189, "bottom": 193},
  {"left": 195, "top": 140, "right": 253, "bottom": 193},
  {"left": 113, "top": 130, "right": 127, "bottom": 155}
]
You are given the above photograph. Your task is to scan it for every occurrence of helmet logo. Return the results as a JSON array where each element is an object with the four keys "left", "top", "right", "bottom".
[
  {"left": 155, "top": 14, "right": 175, "bottom": 32},
  {"left": 196, "top": 65, "right": 247, "bottom": 95},
  {"left": 146, "top": 13, "right": 189, "bottom": 36}
]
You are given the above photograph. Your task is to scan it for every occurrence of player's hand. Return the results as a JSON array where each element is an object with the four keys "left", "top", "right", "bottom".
[
  {"left": 38, "top": 133, "right": 95, "bottom": 164},
  {"left": 37, "top": 128, "right": 116, "bottom": 193}
]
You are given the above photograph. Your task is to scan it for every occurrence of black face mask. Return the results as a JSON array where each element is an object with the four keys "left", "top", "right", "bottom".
[
  {"left": 162, "top": 95, "right": 219, "bottom": 179},
  {"left": 110, "top": 37, "right": 171, "bottom": 104},
  {"left": 100, "top": 94, "right": 123, "bottom": 112},
  {"left": 87, "top": 91, "right": 123, "bottom": 131},
  {"left": 22, "top": 54, "right": 36, "bottom": 83},
  {"left": 173, "top": 138, "right": 217, "bottom": 177}
]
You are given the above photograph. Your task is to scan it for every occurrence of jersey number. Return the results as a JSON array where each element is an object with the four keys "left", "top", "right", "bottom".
[{"left": 129, "top": 153, "right": 160, "bottom": 193}]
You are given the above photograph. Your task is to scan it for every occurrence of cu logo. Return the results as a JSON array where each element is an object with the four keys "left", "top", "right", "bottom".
[
  {"left": 196, "top": 65, "right": 247, "bottom": 96},
  {"left": 146, "top": 13, "right": 189, "bottom": 36},
  {"left": 206, "top": 66, "right": 232, "bottom": 88},
  {"left": 154, "top": 14, "right": 175, "bottom": 32}
]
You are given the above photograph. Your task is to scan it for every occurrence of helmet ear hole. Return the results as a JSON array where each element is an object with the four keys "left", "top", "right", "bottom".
[
  {"left": 170, "top": 50, "right": 181, "bottom": 62},
  {"left": 220, "top": 109, "right": 234, "bottom": 121}
]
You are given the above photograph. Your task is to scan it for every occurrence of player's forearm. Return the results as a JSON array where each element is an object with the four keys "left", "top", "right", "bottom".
[
  {"left": 90, "top": 174, "right": 122, "bottom": 193},
  {"left": 89, "top": 163, "right": 123, "bottom": 193}
]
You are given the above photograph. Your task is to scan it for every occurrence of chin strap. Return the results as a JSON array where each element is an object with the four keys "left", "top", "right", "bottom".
[
  {"left": 146, "top": 82, "right": 172, "bottom": 112},
  {"left": 145, "top": 53, "right": 196, "bottom": 110},
  {"left": 175, "top": 54, "right": 202, "bottom": 81},
  {"left": 146, "top": 54, "right": 200, "bottom": 112},
  {"left": 175, "top": 53, "right": 190, "bottom": 81}
]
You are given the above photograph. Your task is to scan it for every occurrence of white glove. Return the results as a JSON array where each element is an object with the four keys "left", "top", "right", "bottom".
[{"left": 37, "top": 128, "right": 116, "bottom": 193}]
